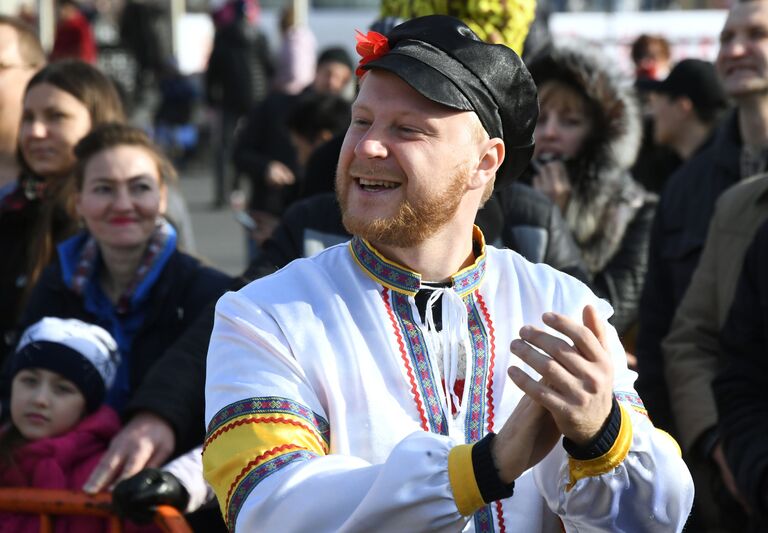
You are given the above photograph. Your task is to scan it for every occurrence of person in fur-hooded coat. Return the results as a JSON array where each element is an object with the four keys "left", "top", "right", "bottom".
[{"left": 525, "top": 44, "right": 656, "bottom": 338}]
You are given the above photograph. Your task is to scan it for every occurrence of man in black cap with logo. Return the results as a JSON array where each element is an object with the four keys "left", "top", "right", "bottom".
[
  {"left": 203, "top": 15, "right": 693, "bottom": 532},
  {"left": 639, "top": 59, "right": 728, "bottom": 163}
]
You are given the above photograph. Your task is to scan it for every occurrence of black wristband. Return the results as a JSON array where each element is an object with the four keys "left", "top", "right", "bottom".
[
  {"left": 471, "top": 432, "right": 515, "bottom": 503},
  {"left": 563, "top": 397, "right": 621, "bottom": 460}
]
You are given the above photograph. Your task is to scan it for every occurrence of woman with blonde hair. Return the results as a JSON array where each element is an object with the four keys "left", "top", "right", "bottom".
[{"left": 526, "top": 45, "right": 656, "bottom": 338}]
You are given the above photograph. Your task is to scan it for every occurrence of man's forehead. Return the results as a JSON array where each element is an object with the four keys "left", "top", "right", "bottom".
[
  {"left": 354, "top": 70, "right": 477, "bottom": 121},
  {"left": 725, "top": 1, "right": 768, "bottom": 27}
]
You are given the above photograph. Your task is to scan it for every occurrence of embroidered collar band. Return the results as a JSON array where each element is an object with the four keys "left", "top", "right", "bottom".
[{"left": 350, "top": 226, "right": 487, "bottom": 298}]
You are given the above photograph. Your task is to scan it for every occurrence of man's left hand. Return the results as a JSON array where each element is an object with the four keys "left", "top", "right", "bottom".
[{"left": 508, "top": 305, "right": 614, "bottom": 446}]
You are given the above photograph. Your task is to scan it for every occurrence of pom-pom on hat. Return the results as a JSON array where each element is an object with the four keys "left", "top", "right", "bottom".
[
  {"left": 356, "top": 15, "right": 539, "bottom": 184},
  {"left": 12, "top": 318, "right": 120, "bottom": 412}
]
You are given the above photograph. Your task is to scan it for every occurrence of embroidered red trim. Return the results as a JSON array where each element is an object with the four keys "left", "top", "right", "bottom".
[
  {"left": 203, "top": 416, "right": 328, "bottom": 453},
  {"left": 355, "top": 29, "right": 390, "bottom": 77},
  {"left": 495, "top": 501, "right": 507, "bottom": 533},
  {"left": 225, "top": 443, "right": 304, "bottom": 512},
  {"left": 477, "top": 293, "right": 505, "bottom": 531},
  {"left": 382, "top": 287, "right": 429, "bottom": 431},
  {"left": 476, "top": 293, "right": 497, "bottom": 433}
]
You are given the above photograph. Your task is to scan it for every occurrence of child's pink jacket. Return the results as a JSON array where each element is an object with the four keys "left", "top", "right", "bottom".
[{"left": 0, "top": 406, "right": 125, "bottom": 532}]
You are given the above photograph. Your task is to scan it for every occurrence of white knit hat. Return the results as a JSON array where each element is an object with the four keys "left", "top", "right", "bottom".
[{"left": 13, "top": 317, "right": 120, "bottom": 411}]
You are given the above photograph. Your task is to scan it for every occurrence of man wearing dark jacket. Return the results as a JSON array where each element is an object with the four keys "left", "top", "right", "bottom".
[
  {"left": 636, "top": 0, "right": 768, "bottom": 436},
  {"left": 663, "top": 174, "right": 768, "bottom": 532},
  {"left": 713, "top": 218, "right": 768, "bottom": 531}
]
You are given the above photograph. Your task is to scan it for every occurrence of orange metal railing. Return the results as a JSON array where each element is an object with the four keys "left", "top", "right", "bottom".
[{"left": 0, "top": 488, "right": 192, "bottom": 533}]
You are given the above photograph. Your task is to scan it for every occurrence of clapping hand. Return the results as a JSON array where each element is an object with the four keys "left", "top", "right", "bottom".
[{"left": 492, "top": 305, "right": 615, "bottom": 482}]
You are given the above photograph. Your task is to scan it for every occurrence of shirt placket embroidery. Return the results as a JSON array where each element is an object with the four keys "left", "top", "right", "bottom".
[{"left": 352, "top": 233, "right": 504, "bottom": 531}]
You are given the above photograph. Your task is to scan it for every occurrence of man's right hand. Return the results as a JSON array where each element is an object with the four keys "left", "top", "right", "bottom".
[
  {"left": 712, "top": 441, "right": 750, "bottom": 512},
  {"left": 491, "top": 389, "right": 561, "bottom": 484},
  {"left": 266, "top": 161, "right": 296, "bottom": 187},
  {"left": 83, "top": 412, "right": 175, "bottom": 494}
]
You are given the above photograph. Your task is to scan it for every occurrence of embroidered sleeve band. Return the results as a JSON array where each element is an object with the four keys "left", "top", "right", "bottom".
[{"left": 202, "top": 396, "right": 330, "bottom": 530}]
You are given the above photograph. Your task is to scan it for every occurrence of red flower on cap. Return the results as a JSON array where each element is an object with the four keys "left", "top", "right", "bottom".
[{"left": 355, "top": 30, "right": 390, "bottom": 77}]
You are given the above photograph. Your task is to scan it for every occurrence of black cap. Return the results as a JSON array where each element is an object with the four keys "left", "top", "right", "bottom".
[
  {"left": 359, "top": 15, "right": 538, "bottom": 184},
  {"left": 636, "top": 59, "right": 727, "bottom": 111},
  {"left": 318, "top": 47, "right": 354, "bottom": 71}
]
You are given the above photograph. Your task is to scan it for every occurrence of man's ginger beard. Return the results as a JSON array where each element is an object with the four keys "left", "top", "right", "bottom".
[{"left": 337, "top": 163, "right": 470, "bottom": 248}]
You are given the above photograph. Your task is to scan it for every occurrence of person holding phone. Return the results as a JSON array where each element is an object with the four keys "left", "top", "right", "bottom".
[{"left": 526, "top": 45, "right": 657, "bottom": 340}]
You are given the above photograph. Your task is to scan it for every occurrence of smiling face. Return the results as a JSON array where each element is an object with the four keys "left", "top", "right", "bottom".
[
  {"left": 20, "top": 82, "right": 92, "bottom": 179},
  {"left": 76, "top": 144, "right": 167, "bottom": 251},
  {"left": 717, "top": 1, "right": 768, "bottom": 99},
  {"left": 10, "top": 368, "right": 86, "bottom": 440},
  {"left": 335, "top": 69, "right": 496, "bottom": 248},
  {"left": 533, "top": 81, "right": 593, "bottom": 160}
]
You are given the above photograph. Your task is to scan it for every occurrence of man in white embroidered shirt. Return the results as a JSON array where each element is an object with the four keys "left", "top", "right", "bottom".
[{"left": 203, "top": 15, "right": 694, "bottom": 532}]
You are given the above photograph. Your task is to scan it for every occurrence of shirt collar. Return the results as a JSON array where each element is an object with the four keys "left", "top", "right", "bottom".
[{"left": 349, "top": 226, "right": 487, "bottom": 298}]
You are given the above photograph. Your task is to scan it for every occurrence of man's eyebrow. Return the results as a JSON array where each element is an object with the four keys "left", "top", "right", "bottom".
[
  {"left": 87, "top": 173, "right": 156, "bottom": 183},
  {"left": 351, "top": 103, "right": 429, "bottom": 120}
]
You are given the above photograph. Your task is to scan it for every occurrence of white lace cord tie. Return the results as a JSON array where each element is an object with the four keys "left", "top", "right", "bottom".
[{"left": 422, "top": 287, "right": 469, "bottom": 417}]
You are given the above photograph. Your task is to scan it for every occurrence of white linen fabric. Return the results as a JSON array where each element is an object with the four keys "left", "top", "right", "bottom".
[{"left": 204, "top": 237, "right": 693, "bottom": 532}]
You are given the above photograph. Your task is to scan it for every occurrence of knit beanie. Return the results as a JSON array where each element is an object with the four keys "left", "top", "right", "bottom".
[{"left": 12, "top": 318, "right": 120, "bottom": 412}]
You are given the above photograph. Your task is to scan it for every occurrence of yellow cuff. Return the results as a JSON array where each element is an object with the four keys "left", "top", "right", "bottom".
[
  {"left": 655, "top": 428, "right": 682, "bottom": 457},
  {"left": 448, "top": 444, "right": 485, "bottom": 516},
  {"left": 567, "top": 404, "right": 633, "bottom": 491}
]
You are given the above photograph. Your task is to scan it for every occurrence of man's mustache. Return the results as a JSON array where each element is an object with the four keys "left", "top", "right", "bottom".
[{"left": 346, "top": 162, "right": 404, "bottom": 182}]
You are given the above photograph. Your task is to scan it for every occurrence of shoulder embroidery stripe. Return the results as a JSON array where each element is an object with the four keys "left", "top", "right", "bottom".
[
  {"left": 203, "top": 416, "right": 330, "bottom": 454},
  {"left": 207, "top": 396, "right": 330, "bottom": 446}
]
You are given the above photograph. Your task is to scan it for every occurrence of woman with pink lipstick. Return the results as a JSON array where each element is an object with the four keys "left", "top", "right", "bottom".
[
  {"left": 17, "top": 124, "right": 231, "bottom": 417},
  {"left": 525, "top": 45, "right": 657, "bottom": 341},
  {"left": 1, "top": 60, "right": 197, "bottom": 366},
  {"left": 0, "top": 317, "right": 122, "bottom": 532}
]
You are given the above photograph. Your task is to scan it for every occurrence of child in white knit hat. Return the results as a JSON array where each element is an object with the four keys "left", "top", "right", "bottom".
[{"left": 0, "top": 317, "right": 122, "bottom": 533}]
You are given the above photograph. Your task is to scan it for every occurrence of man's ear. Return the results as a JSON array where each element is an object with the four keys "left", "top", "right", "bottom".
[{"left": 468, "top": 138, "right": 504, "bottom": 191}]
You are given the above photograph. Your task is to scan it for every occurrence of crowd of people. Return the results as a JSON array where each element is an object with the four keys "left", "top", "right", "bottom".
[{"left": 1, "top": 0, "right": 768, "bottom": 531}]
